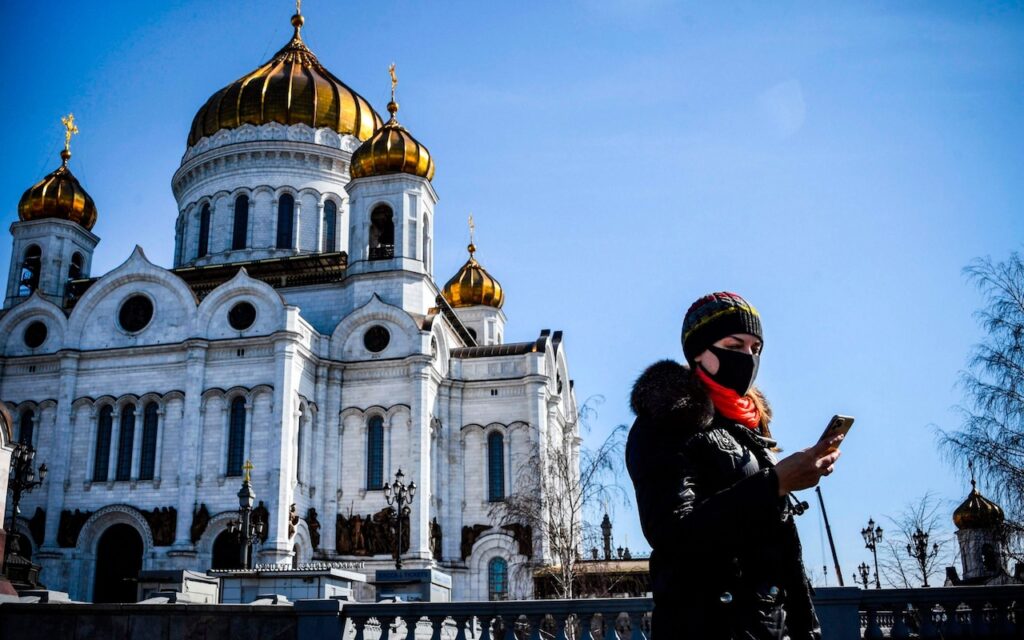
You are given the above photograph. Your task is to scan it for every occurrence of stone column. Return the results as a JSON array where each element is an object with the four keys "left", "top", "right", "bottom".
[
  {"left": 407, "top": 361, "right": 432, "bottom": 560},
  {"left": 171, "top": 341, "right": 208, "bottom": 550},
  {"left": 247, "top": 197, "right": 256, "bottom": 249},
  {"left": 320, "top": 366, "right": 343, "bottom": 555},
  {"left": 293, "top": 200, "right": 302, "bottom": 252},
  {"left": 446, "top": 382, "right": 464, "bottom": 562},
  {"left": 40, "top": 352, "right": 79, "bottom": 548},
  {"left": 130, "top": 404, "right": 144, "bottom": 480},
  {"left": 260, "top": 334, "right": 299, "bottom": 564},
  {"left": 154, "top": 406, "right": 166, "bottom": 485}
]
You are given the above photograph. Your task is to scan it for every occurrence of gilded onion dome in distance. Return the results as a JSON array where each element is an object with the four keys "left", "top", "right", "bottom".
[
  {"left": 186, "top": 11, "right": 382, "bottom": 147},
  {"left": 442, "top": 243, "right": 504, "bottom": 309},
  {"left": 19, "top": 115, "right": 97, "bottom": 231},
  {"left": 350, "top": 64, "right": 435, "bottom": 181},
  {"left": 953, "top": 479, "right": 1005, "bottom": 530}
]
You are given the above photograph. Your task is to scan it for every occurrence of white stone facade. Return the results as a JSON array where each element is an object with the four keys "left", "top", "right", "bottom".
[{"left": 1, "top": 116, "right": 578, "bottom": 603}]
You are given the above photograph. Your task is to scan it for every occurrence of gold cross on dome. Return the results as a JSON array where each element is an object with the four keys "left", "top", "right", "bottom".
[
  {"left": 468, "top": 214, "right": 475, "bottom": 244},
  {"left": 388, "top": 62, "right": 398, "bottom": 102},
  {"left": 243, "top": 459, "right": 254, "bottom": 483},
  {"left": 296, "top": 0, "right": 301, "bottom": 15},
  {"left": 61, "top": 113, "right": 79, "bottom": 153}
]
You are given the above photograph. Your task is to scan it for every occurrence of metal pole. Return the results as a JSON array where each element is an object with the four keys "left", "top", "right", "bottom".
[
  {"left": 240, "top": 506, "right": 251, "bottom": 569},
  {"left": 815, "top": 487, "right": 844, "bottom": 587},
  {"left": 871, "top": 543, "right": 881, "bottom": 589},
  {"left": 395, "top": 496, "right": 403, "bottom": 570}
]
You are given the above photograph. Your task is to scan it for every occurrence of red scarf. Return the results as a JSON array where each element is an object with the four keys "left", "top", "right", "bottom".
[{"left": 695, "top": 367, "right": 762, "bottom": 430}]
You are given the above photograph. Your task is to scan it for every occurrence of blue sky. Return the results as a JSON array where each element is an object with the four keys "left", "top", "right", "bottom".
[{"left": 3, "top": 1, "right": 1023, "bottom": 586}]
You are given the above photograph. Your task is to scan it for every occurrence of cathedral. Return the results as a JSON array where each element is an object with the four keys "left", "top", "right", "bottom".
[{"left": 0, "top": 8, "right": 578, "bottom": 603}]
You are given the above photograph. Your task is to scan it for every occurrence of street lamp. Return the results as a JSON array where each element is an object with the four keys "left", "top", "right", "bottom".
[
  {"left": 5, "top": 442, "right": 47, "bottom": 563},
  {"left": 907, "top": 527, "right": 939, "bottom": 587},
  {"left": 226, "top": 461, "right": 263, "bottom": 570},
  {"left": 854, "top": 562, "right": 872, "bottom": 589},
  {"left": 383, "top": 468, "right": 415, "bottom": 570},
  {"left": 861, "top": 517, "right": 883, "bottom": 589}
]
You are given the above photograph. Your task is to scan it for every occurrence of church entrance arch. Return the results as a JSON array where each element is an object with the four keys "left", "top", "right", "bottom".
[
  {"left": 93, "top": 524, "right": 143, "bottom": 603},
  {"left": 211, "top": 529, "right": 249, "bottom": 569}
]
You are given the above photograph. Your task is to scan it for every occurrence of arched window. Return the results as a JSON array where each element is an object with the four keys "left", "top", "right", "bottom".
[
  {"left": 227, "top": 397, "right": 246, "bottom": 476},
  {"left": 422, "top": 214, "right": 431, "bottom": 272},
  {"left": 232, "top": 195, "right": 249, "bottom": 250},
  {"left": 68, "top": 252, "right": 84, "bottom": 281},
  {"left": 116, "top": 404, "right": 136, "bottom": 481},
  {"left": 366, "top": 415, "right": 384, "bottom": 489},
  {"left": 488, "top": 432, "right": 505, "bottom": 502},
  {"left": 296, "top": 407, "right": 306, "bottom": 483},
  {"left": 18, "top": 409, "right": 34, "bottom": 445},
  {"left": 488, "top": 557, "right": 508, "bottom": 601},
  {"left": 323, "top": 200, "right": 337, "bottom": 252},
  {"left": 197, "top": 203, "right": 212, "bottom": 258},
  {"left": 369, "top": 205, "right": 394, "bottom": 260},
  {"left": 18, "top": 245, "right": 42, "bottom": 296},
  {"left": 139, "top": 402, "right": 159, "bottom": 480},
  {"left": 93, "top": 406, "right": 114, "bottom": 482},
  {"left": 276, "top": 194, "right": 295, "bottom": 249}
]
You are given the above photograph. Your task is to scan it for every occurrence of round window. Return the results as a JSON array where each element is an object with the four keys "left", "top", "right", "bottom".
[
  {"left": 119, "top": 295, "right": 154, "bottom": 332},
  {"left": 23, "top": 321, "right": 48, "bottom": 348},
  {"left": 228, "top": 301, "right": 257, "bottom": 331},
  {"left": 364, "top": 325, "right": 391, "bottom": 353}
]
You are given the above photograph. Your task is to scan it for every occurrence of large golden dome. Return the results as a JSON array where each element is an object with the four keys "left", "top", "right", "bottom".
[
  {"left": 953, "top": 480, "right": 1004, "bottom": 530},
  {"left": 18, "top": 148, "right": 97, "bottom": 231},
  {"left": 187, "top": 13, "right": 382, "bottom": 147},
  {"left": 350, "top": 99, "right": 435, "bottom": 181},
  {"left": 442, "top": 243, "right": 504, "bottom": 309}
]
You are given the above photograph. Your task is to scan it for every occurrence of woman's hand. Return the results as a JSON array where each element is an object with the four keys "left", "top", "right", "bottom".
[{"left": 774, "top": 434, "right": 843, "bottom": 497}]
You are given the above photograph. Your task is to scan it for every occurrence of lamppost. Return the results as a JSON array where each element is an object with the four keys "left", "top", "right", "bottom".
[
  {"left": 854, "top": 562, "right": 872, "bottom": 589},
  {"left": 227, "top": 461, "right": 263, "bottom": 570},
  {"left": 861, "top": 517, "right": 883, "bottom": 589},
  {"left": 383, "top": 469, "right": 415, "bottom": 570},
  {"left": 5, "top": 442, "right": 47, "bottom": 563},
  {"left": 907, "top": 527, "right": 939, "bottom": 587}
]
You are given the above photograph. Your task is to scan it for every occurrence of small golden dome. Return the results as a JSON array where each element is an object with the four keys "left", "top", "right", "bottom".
[
  {"left": 442, "top": 243, "right": 504, "bottom": 309},
  {"left": 350, "top": 99, "right": 435, "bottom": 181},
  {"left": 187, "top": 13, "right": 382, "bottom": 147},
  {"left": 953, "top": 480, "right": 1004, "bottom": 530},
  {"left": 18, "top": 149, "right": 98, "bottom": 231}
]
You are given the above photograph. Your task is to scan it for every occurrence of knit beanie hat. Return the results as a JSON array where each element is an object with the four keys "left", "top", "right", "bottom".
[{"left": 681, "top": 292, "right": 763, "bottom": 365}]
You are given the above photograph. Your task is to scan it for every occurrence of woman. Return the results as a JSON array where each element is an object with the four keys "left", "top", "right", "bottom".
[{"left": 626, "top": 292, "right": 840, "bottom": 639}]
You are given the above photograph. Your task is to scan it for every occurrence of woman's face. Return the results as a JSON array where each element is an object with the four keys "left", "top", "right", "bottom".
[{"left": 694, "top": 333, "right": 762, "bottom": 375}]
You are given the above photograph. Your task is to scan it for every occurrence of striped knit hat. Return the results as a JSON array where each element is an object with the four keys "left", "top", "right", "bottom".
[{"left": 681, "top": 292, "right": 763, "bottom": 365}]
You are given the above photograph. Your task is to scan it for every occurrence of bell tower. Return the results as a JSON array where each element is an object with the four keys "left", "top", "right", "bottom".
[{"left": 5, "top": 115, "right": 99, "bottom": 309}]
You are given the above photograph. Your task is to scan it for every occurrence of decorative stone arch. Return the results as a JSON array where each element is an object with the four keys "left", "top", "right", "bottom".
[
  {"left": 115, "top": 394, "right": 141, "bottom": 412},
  {"left": 290, "top": 518, "right": 313, "bottom": 566},
  {"left": 251, "top": 184, "right": 276, "bottom": 198},
  {"left": 195, "top": 509, "right": 246, "bottom": 563},
  {"left": 66, "top": 246, "right": 198, "bottom": 345},
  {"left": 75, "top": 504, "right": 154, "bottom": 600},
  {"left": 428, "top": 320, "right": 451, "bottom": 377},
  {"left": 329, "top": 294, "right": 423, "bottom": 360},
  {"left": 468, "top": 530, "right": 530, "bottom": 600},
  {"left": 0, "top": 293, "right": 69, "bottom": 354}
]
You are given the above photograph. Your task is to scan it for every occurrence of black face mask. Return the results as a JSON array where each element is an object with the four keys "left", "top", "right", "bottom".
[{"left": 703, "top": 345, "right": 760, "bottom": 395}]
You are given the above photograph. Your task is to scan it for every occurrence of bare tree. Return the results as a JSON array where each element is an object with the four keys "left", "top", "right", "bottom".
[
  {"left": 938, "top": 253, "right": 1024, "bottom": 556},
  {"left": 490, "top": 398, "right": 628, "bottom": 599},
  {"left": 879, "top": 493, "right": 955, "bottom": 588}
]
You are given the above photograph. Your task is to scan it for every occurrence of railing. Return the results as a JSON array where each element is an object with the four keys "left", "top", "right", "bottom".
[
  {"left": 340, "top": 598, "right": 651, "bottom": 639},
  {"left": 369, "top": 245, "right": 395, "bottom": 260}
]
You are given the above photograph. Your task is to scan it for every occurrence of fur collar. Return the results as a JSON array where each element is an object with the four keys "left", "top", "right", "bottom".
[{"left": 630, "top": 359, "right": 772, "bottom": 432}]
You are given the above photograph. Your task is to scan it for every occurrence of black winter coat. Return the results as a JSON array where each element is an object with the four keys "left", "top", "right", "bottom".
[{"left": 626, "top": 360, "right": 821, "bottom": 640}]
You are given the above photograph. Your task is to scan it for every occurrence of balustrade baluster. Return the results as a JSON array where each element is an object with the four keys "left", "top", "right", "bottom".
[
  {"left": 352, "top": 616, "right": 367, "bottom": 640},
  {"left": 578, "top": 613, "right": 596, "bottom": 640},
  {"left": 527, "top": 614, "right": 545, "bottom": 640},
  {"left": 604, "top": 611, "right": 622, "bottom": 640},
  {"left": 379, "top": 615, "right": 397, "bottom": 640},
  {"left": 554, "top": 613, "right": 572, "bottom": 640},
  {"left": 917, "top": 602, "right": 941, "bottom": 639},
  {"left": 452, "top": 615, "right": 471, "bottom": 640},
  {"left": 627, "top": 611, "right": 646, "bottom": 640},
  {"left": 480, "top": 614, "right": 494, "bottom": 640},
  {"left": 890, "top": 603, "right": 912, "bottom": 639},
  {"left": 863, "top": 605, "right": 884, "bottom": 639},
  {"left": 943, "top": 602, "right": 966, "bottom": 640},
  {"left": 403, "top": 614, "right": 419, "bottom": 640},
  {"left": 993, "top": 599, "right": 1016, "bottom": 638},
  {"left": 971, "top": 601, "right": 994, "bottom": 638},
  {"left": 502, "top": 615, "right": 518, "bottom": 640},
  {"left": 428, "top": 615, "right": 448, "bottom": 640}
]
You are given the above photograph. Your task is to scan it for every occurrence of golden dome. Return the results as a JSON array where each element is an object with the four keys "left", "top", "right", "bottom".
[
  {"left": 187, "top": 12, "right": 382, "bottom": 147},
  {"left": 350, "top": 99, "right": 435, "bottom": 181},
  {"left": 18, "top": 148, "right": 97, "bottom": 231},
  {"left": 953, "top": 480, "right": 1004, "bottom": 530},
  {"left": 442, "top": 243, "right": 504, "bottom": 309}
]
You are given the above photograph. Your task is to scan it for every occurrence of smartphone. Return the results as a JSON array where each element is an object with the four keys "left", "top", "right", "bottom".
[{"left": 819, "top": 414, "right": 855, "bottom": 451}]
